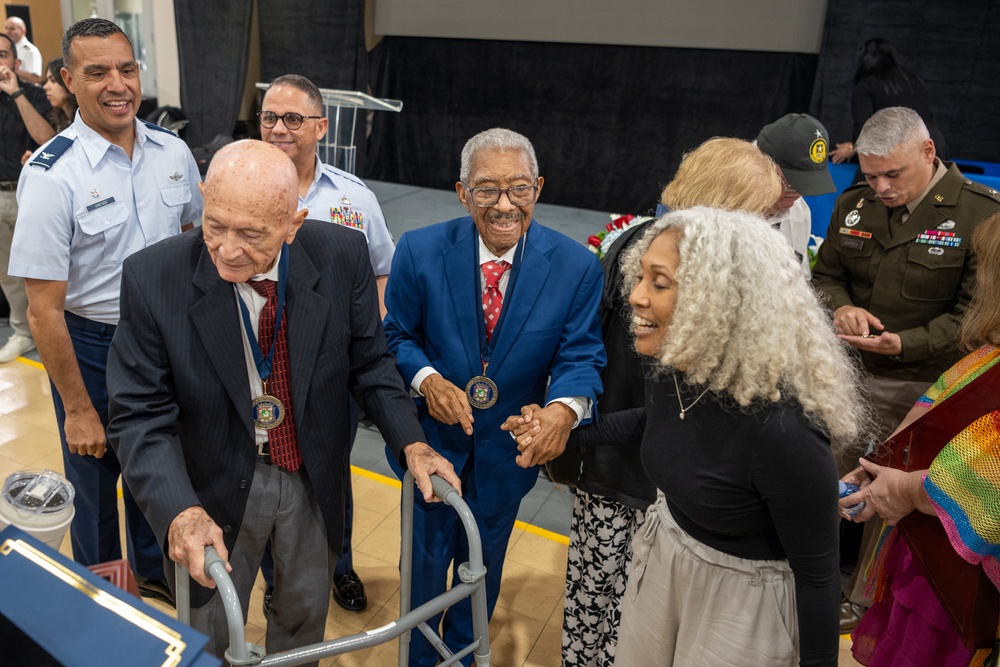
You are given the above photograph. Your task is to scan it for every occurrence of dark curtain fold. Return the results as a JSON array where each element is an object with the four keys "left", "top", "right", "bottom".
[
  {"left": 173, "top": 0, "right": 253, "bottom": 147},
  {"left": 810, "top": 0, "right": 1000, "bottom": 162},
  {"left": 257, "top": 0, "right": 371, "bottom": 174},
  {"left": 368, "top": 37, "right": 816, "bottom": 213}
]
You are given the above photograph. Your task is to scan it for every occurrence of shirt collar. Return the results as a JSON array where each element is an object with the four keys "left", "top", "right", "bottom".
[
  {"left": 249, "top": 254, "right": 282, "bottom": 282},
  {"left": 906, "top": 158, "right": 948, "bottom": 213},
  {"left": 478, "top": 235, "right": 518, "bottom": 266},
  {"left": 73, "top": 113, "right": 160, "bottom": 168}
]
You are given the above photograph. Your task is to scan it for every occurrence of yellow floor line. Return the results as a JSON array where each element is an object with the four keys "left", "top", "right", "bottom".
[
  {"left": 351, "top": 465, "right": 570, "bottom": 544},
  {"left": 16, "top": 356, "right": 45, "bottom": 370}
]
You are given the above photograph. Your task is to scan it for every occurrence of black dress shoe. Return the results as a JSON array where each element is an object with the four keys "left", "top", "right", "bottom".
[
  {"left": 135, "top": 576, "right": 175, "bottom": 607},
  {"left": 332, "top": 570, "right": 367, "bottom": 612},
  {"left": 263, "top": 584, "right": 274, "bottom": 619}
]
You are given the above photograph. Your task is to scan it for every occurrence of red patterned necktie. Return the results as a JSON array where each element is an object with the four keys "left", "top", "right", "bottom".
[
  {"left": 248, "top": 279, "right": 302, "bottom": 472},
  {"left": 482, "top": 260, "right": 511, "bottom": 342}
]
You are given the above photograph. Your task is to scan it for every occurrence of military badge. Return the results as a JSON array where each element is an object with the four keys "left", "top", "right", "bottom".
[
  {"left": 937, "top": 220, "right": 956, "bottom": 230},
  {"left": 809, "top": 137, "right": 827, "bottom": 164},
  {"left": 845, "top": 210, "right": 861, "bottom": 227},
  {"left": 928, "top": 247, "right": 945, "bottom": 256}
]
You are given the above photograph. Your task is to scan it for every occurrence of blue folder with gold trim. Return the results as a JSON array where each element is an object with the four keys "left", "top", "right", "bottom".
[{"left": 0, "top": 525, "right": 220, "bottom": 667}]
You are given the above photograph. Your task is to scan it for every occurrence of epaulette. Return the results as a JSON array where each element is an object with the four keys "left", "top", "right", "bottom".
[
  {"left": 140, "top": 119, "right": 178, "bottom": 137},
  {"left": 961, "top": 177, "right": 1000, "bottom": 202},
  {"left": 323, "top": 163, "right": 368, "bottom": 189},
  {"left": 28, "top": 135, "right": 74, "bottom": 170}
]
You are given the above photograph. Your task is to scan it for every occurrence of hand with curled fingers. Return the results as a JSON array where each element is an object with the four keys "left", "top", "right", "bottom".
[
  {"left": 841, "top": 458, "right": 931, "bottom": 525},
  {"left": 64, "top": 406, "right": 109, "bottom": 458},
  {"left": 833, "top": 305, "right": 884, "bottom": 337},
  {"left": 508, "top": 402, "right": 574, "bottom": 469},
  {"left": 420, "top": 373, "right": 474, "bottom": 435},
  {"left": 403, "top": 442, "right": 462, "bottom": 502},
  {"left": 168, "top": 506, "right": 231, "bottom": 589},
  {"left": 500, "top": 403, "right": 543, "bottom": 447}
]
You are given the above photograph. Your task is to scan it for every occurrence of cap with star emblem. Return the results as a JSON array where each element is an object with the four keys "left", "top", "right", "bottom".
[{"left": 756, "top": 113, "right": 837, "bottom": 197}]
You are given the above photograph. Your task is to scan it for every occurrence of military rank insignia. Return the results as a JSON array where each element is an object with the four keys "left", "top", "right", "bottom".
[{"left": 331, "top": 206, "right": 364, "bottom": 230}]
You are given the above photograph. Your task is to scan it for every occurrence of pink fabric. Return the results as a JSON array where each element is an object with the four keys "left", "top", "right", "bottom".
[{"left": 852, "top": 538, "right": 975, "bottom": 666}]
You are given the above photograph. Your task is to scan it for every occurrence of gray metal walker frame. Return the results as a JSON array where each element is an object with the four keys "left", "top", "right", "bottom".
[{"left": 175, "top": 472, "right": 491, "bottom": 666}]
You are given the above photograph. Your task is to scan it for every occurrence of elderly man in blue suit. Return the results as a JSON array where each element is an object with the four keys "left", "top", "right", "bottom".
[{"left": 383, "top": 128, "right": 606, "bottom": 666}]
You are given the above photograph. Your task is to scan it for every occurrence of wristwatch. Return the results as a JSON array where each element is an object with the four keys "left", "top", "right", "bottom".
[{"left": 9, "top": 88, "right": 24, "bottom": 100}]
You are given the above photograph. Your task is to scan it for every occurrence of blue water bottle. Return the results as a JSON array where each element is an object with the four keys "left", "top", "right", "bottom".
[{"left": 838, "top": 481, "right": 866, "bottom": 517}]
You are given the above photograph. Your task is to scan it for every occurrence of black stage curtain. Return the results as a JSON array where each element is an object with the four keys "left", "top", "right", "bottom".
[
  {"left": 173, "top": 1, "right": 253, "bottom": 147},
  {"left": 368, "top": 38, "right": 816, "bottom": 213},
  {"left": 811, "top": 0, "right": 1000, "bottom": 162},
  {"left": 257, "top": 0, "right": 371, "bottom": 173}
]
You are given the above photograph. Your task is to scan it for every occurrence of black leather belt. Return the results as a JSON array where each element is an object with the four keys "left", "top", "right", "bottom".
[{"left": 0, "top": 182, "right": 17, "bottom": 192}]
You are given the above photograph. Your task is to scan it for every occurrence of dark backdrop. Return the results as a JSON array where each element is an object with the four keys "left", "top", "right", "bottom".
[
  {"left": 810, "top": 0, "right": 1000, "bottom": 163},
  {"left": 367, "top": 38, "right": 816, "bottom": 213},
  {"left": 173, "top": 1, "right": 253, "bottom": 147}
]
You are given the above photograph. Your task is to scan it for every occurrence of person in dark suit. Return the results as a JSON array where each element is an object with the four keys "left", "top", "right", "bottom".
[
  {"left": 383, "top": 127, "right": 606, "bottom": 666},
  {"left": 106, "top": 140, "right": 459, "bottom": 661}
]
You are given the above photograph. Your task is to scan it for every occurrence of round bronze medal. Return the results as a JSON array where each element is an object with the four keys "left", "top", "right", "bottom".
[
  {"left": 252, "top": 394, "right": 285, "bottom": 429},
  {"left": 465, "top": 375, "right": 499, "bottom": 409}
]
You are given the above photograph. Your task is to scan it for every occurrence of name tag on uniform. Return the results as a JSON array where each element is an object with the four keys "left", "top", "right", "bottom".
[
  {"left": 86, "top": 197, "right": 116, "bottom": 212},
  {"left": 840, "top": 237, "right": 865, "bottom": 250}
]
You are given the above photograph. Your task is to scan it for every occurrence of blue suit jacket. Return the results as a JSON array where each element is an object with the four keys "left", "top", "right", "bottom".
[{"left": 384, "top": 216, "right": 605, "bottom": 516}]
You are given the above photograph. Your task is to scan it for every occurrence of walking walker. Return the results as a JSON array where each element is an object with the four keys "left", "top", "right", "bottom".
[{"left": 176, "top": 472, "right": 491, "bottom": 666}]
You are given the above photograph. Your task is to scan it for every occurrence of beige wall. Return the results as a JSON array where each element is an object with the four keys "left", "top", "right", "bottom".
[{"left": 6, "top": 0, "right": 63, "bottom": 70}]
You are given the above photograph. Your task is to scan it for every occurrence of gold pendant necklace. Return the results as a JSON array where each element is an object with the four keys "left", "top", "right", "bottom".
[{"left": 673, "top": 374, "right": 711, "bottom": 421}]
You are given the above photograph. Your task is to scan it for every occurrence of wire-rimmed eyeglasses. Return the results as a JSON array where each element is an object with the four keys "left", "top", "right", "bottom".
[{"left": 461, "top": 182, "right": 539, "bottom": 207}]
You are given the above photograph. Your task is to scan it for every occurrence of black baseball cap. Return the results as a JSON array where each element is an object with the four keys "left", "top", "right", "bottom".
[{"left": 756, "top": 113, "right": 836, "bottom": 196}]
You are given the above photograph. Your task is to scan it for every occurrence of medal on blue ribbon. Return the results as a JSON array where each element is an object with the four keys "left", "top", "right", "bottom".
[{"left": 238, "top": 244, "right": 289, "bottom": 429}]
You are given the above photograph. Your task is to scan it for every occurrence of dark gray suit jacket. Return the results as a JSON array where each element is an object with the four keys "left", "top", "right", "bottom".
[{"left": 107, "top": 221, "right": 424, "bottom": 606}]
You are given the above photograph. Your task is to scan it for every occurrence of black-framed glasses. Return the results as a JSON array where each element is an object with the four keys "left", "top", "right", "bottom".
[
  {"left": 461, "top": 182, "right": 539, "bottom": 207},
  {"left": 257, "top": 110, "right": 323, "bottom": 130}
]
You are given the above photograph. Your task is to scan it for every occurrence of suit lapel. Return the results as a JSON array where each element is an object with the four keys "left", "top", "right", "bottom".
[
  {"left": 490, "top": 222, "right": 550, "bottom": 371},
  {"left": 190, "top": 246, "right": 254, "bottom": 437},
  {"left": 284, "top": 242, "right": 327, "bottom": 421},
  {"left": 443, "top": 223, "right": 481, "bottom": 378}
]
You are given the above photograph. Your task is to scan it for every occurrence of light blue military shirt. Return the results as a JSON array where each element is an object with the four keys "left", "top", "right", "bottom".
[
  {"left": 10, "top": 114, "right": 203, "bottom": 325},
  {"left": 302, "top": 156, "right": 394, "bottom": 275}
]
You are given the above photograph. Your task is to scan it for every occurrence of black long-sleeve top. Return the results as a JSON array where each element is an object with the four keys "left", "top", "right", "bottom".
[{"left": 572, "top": 371, "right": 841, "bottom": 667}]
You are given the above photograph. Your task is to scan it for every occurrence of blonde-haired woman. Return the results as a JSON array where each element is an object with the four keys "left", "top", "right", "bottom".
[{"left": 510, "top": 206, "right": 869, "bottom": 666}]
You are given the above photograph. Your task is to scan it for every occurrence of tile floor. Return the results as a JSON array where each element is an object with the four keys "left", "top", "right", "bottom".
[{"left": 0, "top": 356, "right": 863, "bottom": 666}]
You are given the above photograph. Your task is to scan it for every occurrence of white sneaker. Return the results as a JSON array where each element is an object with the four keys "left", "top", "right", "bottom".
[{"left": 0, "top": 335, "right": 36, "bottom": 363}]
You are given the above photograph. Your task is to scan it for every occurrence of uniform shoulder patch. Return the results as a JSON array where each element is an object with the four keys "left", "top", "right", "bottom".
[
  {"left": 140, "top": 119, "right": 178, "bottom": 137},
  {"left": 28, "top": 135, "right": 74, "bottom": 170}
]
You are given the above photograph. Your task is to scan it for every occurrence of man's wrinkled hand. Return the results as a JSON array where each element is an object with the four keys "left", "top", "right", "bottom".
[
  {"left": 167, "top": 506, "right": 230, "bottom": 588},
  {"left": 513, "top": 403, "right": 574, "bottom": 469},
  {"left": 420, "top": 373, "right": 474, "bottom": 435},
  {"left": 64, "top": 406, "right": 108, "bottom": 458},
  {"left": 403, "top": 442, "right": 461, "bottom": 502}
]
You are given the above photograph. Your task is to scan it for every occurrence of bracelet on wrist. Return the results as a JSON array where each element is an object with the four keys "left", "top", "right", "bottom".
[{"left": 8, "top": 88, "right": 24, "bottom": 100}]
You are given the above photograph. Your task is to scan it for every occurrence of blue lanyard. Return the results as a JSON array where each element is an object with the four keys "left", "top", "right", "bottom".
[{"left": 236, "top": 243, "right": 289, "bottom": 381}]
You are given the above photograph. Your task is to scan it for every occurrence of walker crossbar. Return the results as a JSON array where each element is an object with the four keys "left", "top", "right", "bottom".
[{"left": 176, "top": 472, "right": 491, "bottom": 666}]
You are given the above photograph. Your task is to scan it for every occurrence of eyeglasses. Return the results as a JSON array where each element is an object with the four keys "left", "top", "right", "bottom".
[
  {"left": 461, "top": 182, "right": 539, "bottom": 207},
  {"left": 257, "top": 111, "right": 323, "bottom": 130}
]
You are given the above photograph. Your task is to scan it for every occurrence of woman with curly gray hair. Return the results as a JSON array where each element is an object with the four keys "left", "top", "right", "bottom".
[{"left": 510, "top": 205, "right": 870, "bottom": 666}]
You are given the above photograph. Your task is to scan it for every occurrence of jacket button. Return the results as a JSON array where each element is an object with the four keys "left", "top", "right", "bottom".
[
  {"left": 239, "top": 480, "right": 248, "bottom": 489},
  {"left": 223, "top": 524, "right": 233, "bottom": 534}
]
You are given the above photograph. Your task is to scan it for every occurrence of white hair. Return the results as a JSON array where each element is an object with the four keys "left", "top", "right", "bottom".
[
  {"left": 460, "top": 128, "right": 538, "bottom": 183},
  {"left": 621, "top": 206, "right": 873, "bottom": 447},
  {"left": 855, "top": 106, "right": 930, "bottom": 157}
]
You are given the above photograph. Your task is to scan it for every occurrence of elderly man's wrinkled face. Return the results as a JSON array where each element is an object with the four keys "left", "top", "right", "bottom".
[
  {"left": 859, "top": 138, "right": 935, "bottom": 209},
  {"left": 768, "top": 168, "right": 802, "bottom": 216},
  {"left": 201, "top": 175, "right": 304, "bottom": 283},
  {"left": 456, "top": 148, "right": 543, "bottom": 256},
  {"left": 629, "top": 230, "right": 681, "bottom": 358},
  {"left": 5, "top": 18, "right": 24, "bottom": 44}
]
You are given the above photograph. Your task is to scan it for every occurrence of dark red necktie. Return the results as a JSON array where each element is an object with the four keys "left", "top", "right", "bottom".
[
  {"left": 249, "top": 279, "right": 302, "bottom": 472},
  {"left": 482, "top": 260, "right": 511, "bottom": 342}
]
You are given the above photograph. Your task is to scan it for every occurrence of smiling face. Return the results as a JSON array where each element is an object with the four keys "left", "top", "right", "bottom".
[
  {"left": 61, "top": 33, "right": 140, "bottom": 145},
  {"left": 859, "top": 138, "right": 935, "bottom": 209},
  {"left": 5, "top": 18, "right": 24, "bottom": 44},
  {"left": 629, "top": 230, "right": 682, "bottom": 357},
  {"left": 456, "top": 147, "right": 543, "bottom": 256},
  {"left": 259, "top": 84, "right": 328, "bottom": 172}
]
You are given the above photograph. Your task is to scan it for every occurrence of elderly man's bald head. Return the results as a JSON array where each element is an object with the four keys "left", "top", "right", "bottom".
[{"left": 200, "top": 140, "right": 307, "bottom": 283}]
